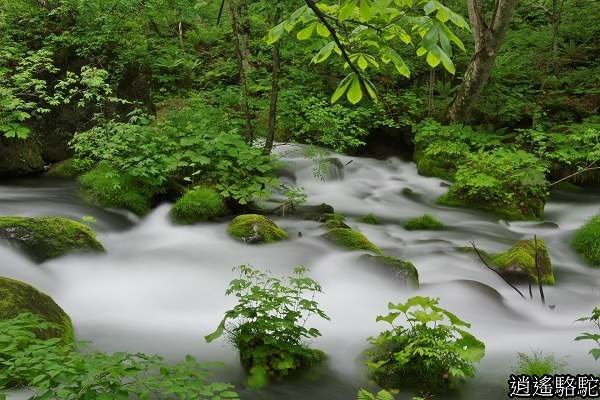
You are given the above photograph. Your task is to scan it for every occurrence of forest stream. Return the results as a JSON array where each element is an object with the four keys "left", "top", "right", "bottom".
[{"left": 1, "top": 145, "right": 599, "bottom": 400}]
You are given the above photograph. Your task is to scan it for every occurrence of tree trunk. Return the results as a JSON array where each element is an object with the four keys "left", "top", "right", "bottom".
[
  {"left": 447, "top": 0, "right": 518, "bottom": 123},
  {"left": 228, "top": 0, "right": 254, "bottom": 143},
  {"left": 264, "top": 5, "right": 282, "bottom": 155}
]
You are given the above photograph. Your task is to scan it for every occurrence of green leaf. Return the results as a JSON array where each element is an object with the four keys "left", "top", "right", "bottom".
[
  {"left": 297, "top": 23, "right": 316, "bottom": 40},
  {"left": 331, "top": 74, "right": 353, "bottom": 103},
  {"left": 347, "top": 75, "right": 363, "bottom": 104},
  {"left": 267, "top": 21, "right": 286, "bottom": 44},
  {"left": 316, "top": 23, "right": 330, "bottom": 37},
  {"left": 339, "top": 0, "right": 357, "bottom": 21},
  {"left": 359, "top": 0, "right": 372, "bottom": 21},
  {"left": 204, "top": 318, "right": 227, "bottom": 343},
  {"left": 312, "top": 41, "right": 337, "bottom": 64}
]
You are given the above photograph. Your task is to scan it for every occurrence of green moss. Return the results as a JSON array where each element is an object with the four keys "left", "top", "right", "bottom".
[
  {"left": 437, "top": 192, "right": 537, "bottom": 221},
  {"left": 45, "top": 158, "right": 85, "bottom": 179},
  {"left": 414, "top": 149, "right": 457, "bottom": 181},
  {"left": 362, "top": 254, "right": 419, "bottom": 287},
  {"left": 572, "top": 215, "right": 600, "bottom": 267},
  {"left": 227, "top": 214, "right": 288, "bottom": 243},
  {"left": 404, "top": 214, "right": 445, "bottom": 231},
  {"left": 324, "top": 228, "right": 382, "bottom": 254},
  {"left": 79, "top": 164, "right": 160, "bottom": 216},
  {"left": 358, "top": 213, "right": 381, "bottom": 225},
  {"left": 0, "top": 276, "right": 73, "bottom": 341},
  {"left": 0, "top": 216, "right": 104, "bottom": 263},
  {"left": 322, "top": 214, "right": 350, "bottom": 230},
  {"left": 489, "top": 239, "right": 555, "bottom": 285},
  {"left": 170, "top": 186, "right": 228, "bottom": 224}
]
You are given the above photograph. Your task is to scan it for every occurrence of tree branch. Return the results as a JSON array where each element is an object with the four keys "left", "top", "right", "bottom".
[{"left": 469, "top": 241, "right": 526, "bottom": 299}]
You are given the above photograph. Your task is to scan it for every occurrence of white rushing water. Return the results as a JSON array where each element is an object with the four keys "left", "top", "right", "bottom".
[{"left": 1, "top": 146, "right": 599, "bottom": 399}]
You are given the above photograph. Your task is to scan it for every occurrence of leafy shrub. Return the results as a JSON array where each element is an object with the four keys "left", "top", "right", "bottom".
[
  {"left": 575, "top": 306, "right": 600, "bottom": 361},
  {"left": 79, "top": 163, "right": 160, "bottom": 216},
  {"left": 572, "top": 214, "right": 600, "bottom": 267},
  {"left": 0, "top": 313, "right": 239, "bottom": 399},
  {"left": 438, "top": 149, "right": 549, "bottom": 220},
  {"left": 205, "top": 265, "right": 329, "bottom": 389},
  {"left": 71, "top": 96, "right": 279, "bottom": 206},
  {"left": 171, "top": 186, "right": 228, "bottom": 224},
  {"left": 513, "top": 351, "right": 566, "bottom": 376},
  {"left": 366, "top": 296, "right": 485, "bottom": 394},
  {"left": 404, "top": 215, "right": 445, "bottom": 231}
]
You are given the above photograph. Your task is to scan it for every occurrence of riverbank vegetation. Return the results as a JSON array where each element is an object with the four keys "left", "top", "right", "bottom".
[{"left": 1, "top": 0, "right": 599, "bottom": 397}]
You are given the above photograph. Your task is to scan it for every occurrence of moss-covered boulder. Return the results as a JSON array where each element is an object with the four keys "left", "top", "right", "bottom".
[
  {"left": 321, "top": 213, "right": 350, "bottom": 230},
  {"left": 404, "top": 214, "right": 445, "bottom": 231},
  {"left": 45, "top": 158, "right": 85, "bottom": 179},
  {"left": 488, "top": 239, "right": 555, "bottom": 285},
  {"left": 79, "top": 164, "right": 160, "bottom": 216},
  {"left": 0, "top": 276, "right": 73, "bottom": 341},
  {"left": 227, "top": 214, "right": 288, "bottom": 243},
  {"left": 572, "top": 214, "right": 600, "bottom": 267},
  {"left": 171, "top": 186, "right": 228, "bottom": 224},
  {"left": 361, "top": 254, "right": 419, "bottom": 287},
  {"left": 324, "top": 228, "right": 382, "bottom": 254},
  {"left": 358, "top": 213, "right": 381, "bottom": 225},
  {"left": 0, "top": 135, "right": 45, "bottom": 177},
  {"left": 0, "top": 216, "right": 104, "bottom": 263}
]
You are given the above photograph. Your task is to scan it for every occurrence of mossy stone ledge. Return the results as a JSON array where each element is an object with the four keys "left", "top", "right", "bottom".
[
  {"left": 324, "top": 227, "right": 382, "bottom": 254},
  {"left": 571, "top": 214, "right": 600, "bottom": 267},
  {"left": 488, "top": 239, "right": 555, "bottom": 285},
  {"left": 0, "top": 216, "right": 104, "bottom": 262},
  {"left": 171, "top": 186, "right": 228, "bottom": 224},
  {"left": 0, "top": 276, "right": 73, "bottom": 341},
  {"left": 358, "top": 213, "right": 381, "bottom": 225},
  {"left": 361, "top": 254, "right": 419, "bottom": 287},
  {"left": 227, "top": 214, "right": 288, "bottom": 243},
  {"left": 45, "top": 158, "right": 85, "bottom": 179}
]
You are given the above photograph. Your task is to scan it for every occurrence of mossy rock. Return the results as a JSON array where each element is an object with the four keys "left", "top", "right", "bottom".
[
  {"left": 320, "top": 213, "right": 350, "bottom": 229},
  {"left": 79, "top": 164, "right": 160, "bottom": 216},
  {"left": 227, "top": 214, "right": 288, "bottom": 243},
  {"left": 0, "top": 276, "right": 73, "bottom": 341},
  {"left": 0, "top": 135, "right": 44, "bottom": 177},
  {"left": 413, "top": 147, "right": 457, "bottom": 181},
  {"left": 361, "top": 254, "right": 419, "bottom": 287},
  {"left": 170, "top": 186, "right": 228, "bottom": 224},
  {"left": 45, "top": 158, "right": 85, "bottom": 179},
  {"left": 404, "top": 214, "right": 445, "bottom": 231},
  {"left": 358, "top": 213, "right": 381, "bottom": 225},
  {"left": 0, "top": 216, "right": 104, "bottom": 263},
  {"left": 571, "top": 214, "right": 600, "bottom": 267},
  {"left": 437, "top": 192, "right": 543, "bottom": 221},
  {"left": 488, "top": 239, "right": 555, "bottom": 285},
  {"left": 324, "top": 228, "right": 382, "bottom": 254}
]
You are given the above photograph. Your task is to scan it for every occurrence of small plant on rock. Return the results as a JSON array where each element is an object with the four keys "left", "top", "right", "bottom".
[
  {"left": 206, "top": 265, "right": 329, "bottom": 389},
  {"left": 514, "top": 350, "right": 566, "bottom": 375},
  {"left": 575, "top": 306, "right": 600, "bottom": 361},
  {"left": 365, "top": 296, "right": 485, "bottom": 395}
]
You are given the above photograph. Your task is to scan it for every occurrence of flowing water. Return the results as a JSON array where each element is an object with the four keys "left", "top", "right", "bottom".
[{"left": 1, "top": 145, "right": 599, "bottom": 400}]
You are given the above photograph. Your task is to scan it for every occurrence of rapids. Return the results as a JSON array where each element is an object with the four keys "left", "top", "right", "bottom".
[{"left": 1, "top": 146, "right": 599, "bottom": 399}]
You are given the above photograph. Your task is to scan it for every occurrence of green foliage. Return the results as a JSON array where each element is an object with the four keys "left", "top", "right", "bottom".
[
  {"left": 513, "top": 351, "right": 566, "bottom": 376},
  {"left": 171, "top": 186, "right": 228, "bottom": 225},
  {"left": 79, "top": 164, "right": 159, "bottom": 216},
  {"left": 0, "top": 216, "right": 104, "bottom": 263},
  {"left": 45, "top": 159, "right": 85, "bottom": 179},
  {"left": 280, "top": 184, "right": 308, "bottom": 215},
  {"left": 205, "top": 265, "right": 329, "bottom": 388},
  {"left": 575, "top": 307, "right": 600, "bottom": 361},
  {"left": 0, "top": 313, "right": 239, "bottom": 399},
  {"left": 357, "top": 388, "right": 396, "bottom": 400},
  {"left": 404, "top": 214, "right": 445, "bottom": 231},
  {"left": 270, "top": 0, "right": 469, "bottom": 104},
  {"left": 227, "top": 214, "right": 288, "bottom": 244},
  {"left": 71, "top": 97, "right": 279, "bottom": 206},
  {"left": 439, "top": 149, "right": 549, "bottom": 220},
  {"left": 572, "top": 214, "right": 600, "bottom": 267},
  {"left": 324, "top": 227, "right": 382, "bottom": 254},
  {"left": 366, "top": 296, "right": 485, "bottom": 394}
]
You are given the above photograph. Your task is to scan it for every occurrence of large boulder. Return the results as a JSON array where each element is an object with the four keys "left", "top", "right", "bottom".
[
  {"left": 488, "top": 239, "right": 555, "bottom": 285},
  {"left": 361, "top": 254, "right": 419, "bottom": 287},
  {"left": 0, "top": 136, "right": 45, "bottom": 177},
  {"left": 0, "top": 276, "right": 73, "bottom": 341},
  {"left": 572, "top": 214, "right": 600, "bottom": 267},
  {"left": 171, "top": 186, "right": 228, "bottom": 224},
  {"left": 0, "top": 216, "right": 104, "bottom": 263},
  {"left": 227, "top": 214, "right": 288, "bottom": 244},
  {"left": 324, "top": 228, "right": 382, "bottom": 254}
]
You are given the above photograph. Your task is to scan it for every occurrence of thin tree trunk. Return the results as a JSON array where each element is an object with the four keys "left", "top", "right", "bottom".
[
  {"left": 447, "top": 0, "right": 518, "bottom": 123},
  {"left": 264, "top": 5, "right": 282, "bottom": 155},
  {"left": 228, "top": 0, "right": 254, "bottom": 143},
  {"left": 551, "top": 0, "right": 564, "bottom": 74}
]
